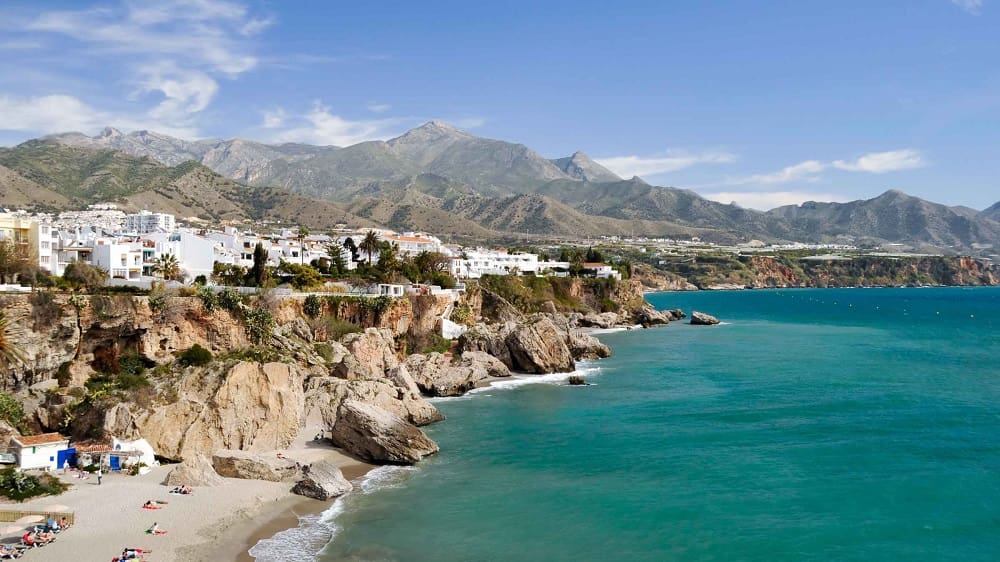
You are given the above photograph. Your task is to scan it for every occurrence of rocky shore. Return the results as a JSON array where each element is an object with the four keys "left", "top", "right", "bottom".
[{"left": 0, "top": 279, "right": 683, "bottom": 560}]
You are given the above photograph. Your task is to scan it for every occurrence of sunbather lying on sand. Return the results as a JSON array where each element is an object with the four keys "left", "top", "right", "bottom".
[
  {"left": 168, "top": 485, "right": 193, "bottom": 495},
  {"left": 141, "top": 500, "right": 166, "bottom": 509},
  {"left": 0, "top": 544, "right": 23, "bottom": 558},
  {"left": 145, "top": 522, "right": 167, "bottom": 535}
]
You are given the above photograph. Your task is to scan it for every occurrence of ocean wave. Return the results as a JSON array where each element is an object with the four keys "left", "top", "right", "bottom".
[
  {"left": 467, "top": 364, "right": 602, "bottom": 394},
  {"left": 248, "top": 466, "right": 419, "bottom": 561}
]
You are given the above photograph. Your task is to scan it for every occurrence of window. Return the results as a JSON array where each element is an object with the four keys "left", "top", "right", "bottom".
[{"left": 41, "top": 241, "right": 49, "bottom": 249}]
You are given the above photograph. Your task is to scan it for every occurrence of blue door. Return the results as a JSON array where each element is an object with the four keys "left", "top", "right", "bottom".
[{"left": 56, "top": 448, "right": 76, "bottom": 469}]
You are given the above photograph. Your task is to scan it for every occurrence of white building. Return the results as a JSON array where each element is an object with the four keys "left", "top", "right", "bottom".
[
  {"left": 125, "top": 210, "right": 175, "bottom": 234},
  {"left": 11, "top": 433, "right": 70, "bottom": 471},
  {"left": 143, "top": 231, "right": 218, "bottom": 280},
  {"left": 380, "top": 232, "right": 450, "bottom": 257},
  {"left": 450, "top": 249, "right": 539, "bottom": 279},
  {"left": 91, "top": 238, "right": 143, "bottom": 280}
]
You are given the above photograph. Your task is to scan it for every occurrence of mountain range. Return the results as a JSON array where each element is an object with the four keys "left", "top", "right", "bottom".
[{"left": 0, "top": 123, "right": 995, "bottom": 252}]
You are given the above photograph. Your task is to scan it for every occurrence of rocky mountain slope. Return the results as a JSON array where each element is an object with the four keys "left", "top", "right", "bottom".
[{"left": 13, "top": 124, "right": 1000, "bottom": 250}]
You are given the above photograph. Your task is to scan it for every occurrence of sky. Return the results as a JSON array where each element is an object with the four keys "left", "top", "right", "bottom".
[{"left": 0, "top": 0, "right": 997, "bottom": 210}]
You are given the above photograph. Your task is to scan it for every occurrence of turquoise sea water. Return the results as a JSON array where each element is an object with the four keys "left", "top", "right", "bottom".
[{"left": 263, "top": 287, "right": 1000, "bottom": 561}]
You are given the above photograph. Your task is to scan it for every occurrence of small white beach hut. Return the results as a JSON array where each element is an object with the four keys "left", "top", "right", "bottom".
[{"left": 10, "top": 433, "right": 70, "bottom": 471}]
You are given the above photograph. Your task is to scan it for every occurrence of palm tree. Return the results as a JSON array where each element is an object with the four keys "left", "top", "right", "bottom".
[
  {"left": 359, "top": 230, "right": 380, "bottom": 266},
  {"left": 0, "top": 312, "right": 25, "bottom": 375},
  {"left": 153, "top": 254, "right": 181, "bottom": 281}
]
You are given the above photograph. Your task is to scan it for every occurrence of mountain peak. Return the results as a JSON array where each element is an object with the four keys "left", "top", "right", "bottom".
[
  {"left": 416, "top": 120, "right": 467, "bottom": 134},
  {"left": 99, "top": 126, "right": 124, "bottom": 138},
  {"left": 550, "top": 151, "right": 622, "bottom": 183},
  {"left": 876, "top": 189, "right": 909, "bottom": 199}
]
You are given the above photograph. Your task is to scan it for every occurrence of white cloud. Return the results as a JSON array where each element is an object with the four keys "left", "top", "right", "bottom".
[
  {"left": 139, "top": 63, "right": 219, "bottom": 121},
  {"left": 0, "top": 94, "right": 198, "bottom": 138},
  {"left": 703, "top": 191, "right": 850, "bottom": 211},
  {"left": 737, "top": 160, "right": 827, "bottom": 185},
  {"left": 366, "top": 102, "right": 392, "bottom": 113},
  {"left": 831, "top": 149, "right": 924, "bottom": 173},
  {"left": 596, "top": 150, "right": 736, "bottom": 178},
  {"left": 951, "top": 0, "right": 984, "bottom": 15},
  {"left": 261, "top": 108, "right": 286, "bottom": 129},
  {"left": 273, "top": 102, "right": 405, "bottom": 146},
  {"left": 731, "top": 149, "right": 924, "bottom": 186},
  {"left": 448, "top": 116, "right": 486, "bottom": 129}
]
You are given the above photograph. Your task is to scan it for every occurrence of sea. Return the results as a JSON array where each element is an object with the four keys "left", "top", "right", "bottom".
[{"left": 251, "top": 287, "right": 1000, "bottom": 562}]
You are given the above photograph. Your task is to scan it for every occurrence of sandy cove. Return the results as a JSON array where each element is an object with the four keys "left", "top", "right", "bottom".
[{"left": 0, "top": 425, "right": 373, "bottom": 562}]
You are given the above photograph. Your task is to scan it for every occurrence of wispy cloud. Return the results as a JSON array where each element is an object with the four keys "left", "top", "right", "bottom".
[
  {"left": 0, "top": 94, "right": 199, "bottom": 138},
  {"left": 447, "top": 116, "right": 487, "bottom": 129},
  {"left": 596, "top": 150, "right": 737, "bottom": 178},
  {"left": 703, "top": 191, "right": 850, "bottom": 211},
  {"left": 951, "top": 0, "right": 984, "bottom": 15},
  {"left": 831, "top": 149, "right": 924, "bottom": 173},
  {"left": 366, "top": 102, "right": 392, "bottom": 113},
  {"left": 0, "top": 0, "right": 268, "bottom": 138},
  {"left": 261, "top": 107, "right": 286, "bottom": 129},
  {"left": 272, "top": 101, "right": 406, "bottom": 146},
  {"left": 730, "top": 150, "right": 925, "bottom": 186}
]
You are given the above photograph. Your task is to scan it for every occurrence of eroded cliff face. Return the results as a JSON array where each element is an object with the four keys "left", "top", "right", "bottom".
[{"left": 1, "top": 293, "right": 247, "bottom": 388}]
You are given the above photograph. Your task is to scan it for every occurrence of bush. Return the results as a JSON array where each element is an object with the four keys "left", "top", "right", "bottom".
[
  {"left": 0, "top": 468, "right": 69, "bottom": 501},
  {"left": 62, "top": 261, "right": 106, "bottom": 291},
  {"left": 193, "top": 275, "right": 208, "bottom": 286},
  {"left": 196, "top": 285, "right": 219, "bottom": 311},
  {"left": 0, "top": 394, "right": 27, "bottom": 433},
  {"left": 303, "top": 294, "right": 323, "bottom": 318},
  {"left": 217, "top": 288, "right": 243, "bottom": 312},
  {"left": 242, "top": 306, "right": 275, "bottom": 344},
  {"left": 178, "top": 344, "right": 213, "bottom": 367},
  {"left": 326, "top": 319, "right": 361, "bottom": 341}
]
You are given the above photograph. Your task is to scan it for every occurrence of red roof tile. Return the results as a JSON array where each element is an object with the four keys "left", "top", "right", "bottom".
[{"left": 13, "top": 433, "right": 68, "bottom": 447}]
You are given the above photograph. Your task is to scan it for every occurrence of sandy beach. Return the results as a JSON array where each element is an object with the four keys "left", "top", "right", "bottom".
[{"left": 0, "top": 426, "right": 373, "bottom": 562}]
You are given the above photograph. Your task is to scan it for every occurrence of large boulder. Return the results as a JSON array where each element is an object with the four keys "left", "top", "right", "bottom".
[
  {"left": 577, "top": 312, "right": 620, "bottom": 329},
  {"left": 164, "top": 454, "right": 224, "bottom": 487},
  {"left": 292, "top": 460, "right": 353, "bottom": 500},
  {"left": 633, "top": 305, "right": 670, "bottom": 327},
  {"left": 340, "top": 328, "right": 400, "bottom": 380},
  {"left": 458, "top": 351, "right": 511, "bottom": 379},
  {"left": 329, "top": 400, "right": 438, "bottom": 464},
  {"left": 505, "top": 316, "right": 575, "bottom": 373},
  {"left": 211, "top": 450, "right": 300, "bottom": 482},
  {"left": 568, "top": 332, "right": 612, "bottom": 360},
  {"left": 305, "top": 375, "right": 444, "bottom": 428},
  {"left": 690, "top": 311, "right": 721, "bottom": 325},
  {"left": 665, "top": 308, "right": 687, "bottom": 321},
  {"left": 458, "top": 323, "right": 514, "bottom": 367},
  {"left": 480, "top": 289, "right": 524, "bottom": 324}
]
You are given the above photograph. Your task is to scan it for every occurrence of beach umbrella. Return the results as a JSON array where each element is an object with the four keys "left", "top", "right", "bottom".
[
  {"left": 42, "top": 504, "right": 69, "bottom": 512},
  {"left": 13, "top": 515, "right": 42, "bottom": 525}
]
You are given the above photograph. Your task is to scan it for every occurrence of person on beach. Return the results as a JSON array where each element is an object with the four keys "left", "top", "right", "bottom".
[
  {"left": 121, "top": 547, "right": 151, "bottom": 559},
  {"left": 141, "top": 500, "right": 161, "bottom": 510},
  {"left": 97, "top": 467, "right": 103, "bottom": 485},
  {"left": 145, "top": 522, "right": 166, "bottom": 535},
  {"left": 0, "top": 543, "right": 22, "bottom": 558},
  {"left": 36, "top": 529, "right": 55, "bottom": 544},
  {"left": 59, "top": 516, "right": 71, "bottom": 530}
]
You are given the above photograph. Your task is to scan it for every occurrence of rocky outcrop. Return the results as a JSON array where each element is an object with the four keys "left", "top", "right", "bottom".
[
  {"left": 113, "top": 361, "right": 306, "bottom": 461},
  {"left": 632, "top": 305, "right": 670, "bottom": 327},
  {"left": 292, "top": 460, "right": 353, "bottom": 500},
  {"left": 305, "top": 375, "right": 444, "bottom": 428},
  {"left": 665, "top": 308, "right": 686, "bottom": 321},
  {"left": 690, "top": 311, "right": 720, "bottom": 325},
  {"left": 457, "top": 322, "right": 514, "bottom": 366},
  {"left": 164, "top": 454, "right": 224, "bottom": 487},
  {"left": 329, "top": 400, "right": 439, "bottom": 464},
  {"left": 568, "top": 332, "right": 611, "bottom": 360},
  {"left": 479, "top": 289, "right": 524, "bottom": 323},
  {"left": 575, "top": 312, "right": 620, "bottom": 329},
  {"left": 405, "top": 351, "right": 510, "bottom": 397},
  {"left": 506, "top": 316, "right": 575, "bottom": 373},
  {"left": 212, "top": 450, "right": 300, "bottom": 482},
  {"left": 340, "top": 328, "right": 400, "bottom": 380}
]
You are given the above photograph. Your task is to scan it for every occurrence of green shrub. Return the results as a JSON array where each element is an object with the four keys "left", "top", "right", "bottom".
[
  {"left": 178, "top": 344, "right": 213, "bottom": 367},
  {"left": 0, "top": 394, "right": 27, "bottom": 434},
  {"left": 217, "top": 288, "right": 243, "bottom": 311},
  {"left": 242, "top": 306, "right": 275, "bottom": 344},
  {"left": 220, "top": 346, "right": 281, "bottom": 364},
  {"left": 303, "top": 294, "right": 323, "bottom": 318},
  {"left": 0, "top": 468, "right": 69, "bottom": 501},
  {"left": 55, "top": 361, "right": 73, "bottom": 387},
  {"left": 326, "top": 319, "right": 361, "bottom": 341},
  {"left": 196, "top": 285, "right": 219, "bottom": 311}
]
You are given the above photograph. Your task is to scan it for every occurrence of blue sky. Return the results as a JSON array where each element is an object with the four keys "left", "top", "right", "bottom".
[{"left": 0, "top": 0, "right": 997, "bottom": 210}]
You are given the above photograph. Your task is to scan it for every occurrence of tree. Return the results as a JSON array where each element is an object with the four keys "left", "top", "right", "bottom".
[
  {"left": 212, "top": 262, "right": 247, "bottom": 286},
  {"left": 330, "top": 249, "right": 347, "bottom": 275},
  {"left": 585, "top": 247, "right": 605, "bottom": 263},
  {"left": 342, "top": 237, "right": 359, "bottom": 262},
  {"left": 247, "top": 242, "right": 269, "bottom": 287},
  {"left": 297, "top": 225, "right": 310, "bottom": 265},
  {"left": 0, "top": 240, "right": 29, "bottom": 284},
  {"left": 63, "top": 261, "right": 106, "bottom": 291},
  {"left": 152, "top": 254, "right": 181, "bottom": 281},
  {"left": 359, "top": 230, "right": 380, "bottom": 265},
  {"left": 377, "top": 242, "right": 398, "bottom": 273}
]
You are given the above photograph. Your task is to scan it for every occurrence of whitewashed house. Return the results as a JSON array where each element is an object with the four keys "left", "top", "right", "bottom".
[
  {"left": 10, "top": 433, "right": 70, "bottom": 471},
  {"left": 450, "top": 249, "right": 539, "bottom": 279},
  {"left": 91, "top": 238, "right": 143, "bottom": 280}
]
